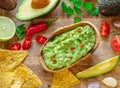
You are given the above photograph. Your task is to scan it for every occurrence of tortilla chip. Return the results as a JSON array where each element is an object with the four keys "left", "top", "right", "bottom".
[
  {"left": 51, "top": 69, "right": 80, "bottom": 88},
  {"left": 0, "top": 49, "right": 28, "bottom": 72},
  {"left": 11, "top": 78, "right": 24, "bottom": 88},
  {"left": 14, "top": 64, "right": 42, "bottom": 88},
  {"left": 0, "top": 72, "right": 14, "bottom": 88}
]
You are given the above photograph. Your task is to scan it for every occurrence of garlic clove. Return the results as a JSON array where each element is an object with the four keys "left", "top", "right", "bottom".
[{"left": 102, "top": 77, "right": 117, "bottom": 87}]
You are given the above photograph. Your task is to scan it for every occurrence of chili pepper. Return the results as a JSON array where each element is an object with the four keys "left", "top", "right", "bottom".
[
  {"left": 26, "top": 18, "right": 57, "bottom": 36},
  {"left": 9, "top": 43, "right": 21, "bottom": 50},
  {"left": 22, "top": 36, "right": 32, "bottom": 50},
  {"left": 100, "top": 20, "right": 110, "bottom": 36},
  {"left": 35, "top": 35, "right": 47, "bottom": 44}
]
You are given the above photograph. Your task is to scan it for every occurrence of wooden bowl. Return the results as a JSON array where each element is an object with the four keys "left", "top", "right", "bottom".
[{"left": 39, "top": 21, "right": 100, "bottom": 73}]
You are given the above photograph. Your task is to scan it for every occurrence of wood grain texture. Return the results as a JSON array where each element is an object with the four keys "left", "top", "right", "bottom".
[{"left": 0, "top": 0, "right": 120, "bottom": 88}]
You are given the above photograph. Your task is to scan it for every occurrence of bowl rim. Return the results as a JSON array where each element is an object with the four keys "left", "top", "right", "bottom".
[{"left": 38, "top": 21, "right": 100, "bottom": 73}]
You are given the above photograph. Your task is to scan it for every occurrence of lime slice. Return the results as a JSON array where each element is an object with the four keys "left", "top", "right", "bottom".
[
  {"left": 76, "top": 56, "right": 120, "bottom": 78},
  {"left": 0, "top": 16, "right": 16, "bottom": 42}
]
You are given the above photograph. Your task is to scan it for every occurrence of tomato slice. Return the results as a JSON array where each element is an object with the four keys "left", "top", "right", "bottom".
[
  {"left": 100, "top": 20, "right": 110, "bottom": 36},
  {"left": 110, "top": 35, "right": 120, "bottom": 51},
  {"left": 35, "top": 35, "right": 47, "bottom": 44},
  {"left": 9, "top": 43, "right": 21, "bottom": 50},
  {"left": 22, "top": 36, "right": 32, "bottom": 50}
]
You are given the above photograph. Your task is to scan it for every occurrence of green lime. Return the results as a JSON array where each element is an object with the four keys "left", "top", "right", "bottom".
[{"left": 0, "top": 16, "right": 16, "bottom": 42}]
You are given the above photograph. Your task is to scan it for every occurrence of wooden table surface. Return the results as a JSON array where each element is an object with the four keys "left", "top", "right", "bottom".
[{"left": 0, "top": 0, "right": 120, "bottom": 88}]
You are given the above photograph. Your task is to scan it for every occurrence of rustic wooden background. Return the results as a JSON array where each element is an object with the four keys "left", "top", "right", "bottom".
[{"left": 0, "top": 0, "right": 120, "bottom": 88}]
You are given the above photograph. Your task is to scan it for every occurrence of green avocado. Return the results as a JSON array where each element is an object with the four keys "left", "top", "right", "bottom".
[
  {"left": 76, "top": 56, "right": 120, "bottom": 78},
  {"left": 16, "top": 0, "right": 59, "bottom": 21},
  {"left": 98, "top": 0, "right": 120, "bottom": 16}
]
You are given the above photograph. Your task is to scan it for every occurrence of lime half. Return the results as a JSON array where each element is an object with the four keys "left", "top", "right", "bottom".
[{"left": 0, "top": 16, "right": 16, "bottom": 42}]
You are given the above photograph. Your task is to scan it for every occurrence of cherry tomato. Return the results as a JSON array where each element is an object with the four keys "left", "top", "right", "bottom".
[
  {"left": 9, "top": 43, "right": 21, "bottom": 50},
  {"left": 110, "top": 35, "right": 120, "bottom": 51},
  {"left": 35, "top": 35, "right": 47, "bottom": 44},
  {"left": 100, "top": 20, "right": 110, "bottom": 36},
  {"left": 22, "top": 36, "right": 32, "bottom": 50}
]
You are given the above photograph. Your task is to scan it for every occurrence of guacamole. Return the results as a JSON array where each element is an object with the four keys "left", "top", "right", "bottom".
[{"left": 43, "top": 25, "right": 96, "bottom": 70}]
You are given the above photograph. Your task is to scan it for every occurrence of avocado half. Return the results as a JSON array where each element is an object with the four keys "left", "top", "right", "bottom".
[
  {"left": 98, "top": 0, "right": 120, "bottom": 16},
  {"left": 16, "top": 0, "right": 59, "bottom": 21}
]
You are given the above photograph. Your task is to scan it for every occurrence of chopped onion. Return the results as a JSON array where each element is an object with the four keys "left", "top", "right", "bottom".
[
  {"left": 102, "top": 77, "right": 117, "bottom": 87},
  {"left": 88, "top": 82, "right": 100, "bottom": 88}
]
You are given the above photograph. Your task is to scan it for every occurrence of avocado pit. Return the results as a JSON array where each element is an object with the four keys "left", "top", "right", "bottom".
[{"left": 31, "top": 0, "right": 50, "bottom": 9}]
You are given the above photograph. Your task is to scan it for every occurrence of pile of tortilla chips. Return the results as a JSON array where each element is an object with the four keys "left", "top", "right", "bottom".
[
  {"left": 0, "top": 49, "right": 42, "bottom": 88},
  {"left": 51, "top": 69, "right": 80, "bottom": 88}
]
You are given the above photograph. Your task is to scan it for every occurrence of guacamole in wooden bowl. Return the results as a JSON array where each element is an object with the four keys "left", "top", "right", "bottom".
[{"left": 39, "top": 21, "right": 100, "bottom": 73}]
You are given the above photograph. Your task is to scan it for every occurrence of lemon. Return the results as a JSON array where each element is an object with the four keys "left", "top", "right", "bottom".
[{"left": 0, "top": 16, "right": 16, "bottom": 42}]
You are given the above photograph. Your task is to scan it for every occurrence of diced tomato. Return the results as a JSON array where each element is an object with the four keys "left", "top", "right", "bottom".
[
  {"left": 100, "top": 20, "right": 110, "bottom": 36},
  {"left": 51, "top": 57, "right": 56, "bottom": 62},
  {"left": 22, "top": 36, "right": 32, "bottom": 50},
  {"left": 9, "top": 43, "right": 21, "bottom": 50},
  {"left": 110, "top": 35, "right": 120, "bottom": 51},
  {"left": 70, "top": 47, "right": 75, "bottom": 51},
  {"left": 35, "top": 35, "right": 47, "bottom": 44}
]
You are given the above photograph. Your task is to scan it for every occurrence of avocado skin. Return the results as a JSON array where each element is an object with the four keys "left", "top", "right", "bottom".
[{"left": 98, "top": 0, "right": 120, "bottom": 16}]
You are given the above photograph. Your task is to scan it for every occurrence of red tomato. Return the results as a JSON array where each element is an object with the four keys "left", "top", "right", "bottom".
[
  {"left": 35, "top": 35, "right": 47, "bottom": 44},
  {"left": 70, "top": 47, "right": 75, "bottom": 51},
  {"left": 9, "top": 43, "right": 21, "bottom": 50},
  {"left": 110, "top": 35, "right": 120, "bottom": 51},
  {"left": 22, "top": 36, "right": 32, "bottom": 50},
  {"left": 100, "top": 20, "right": 110, "bottom": 36}
]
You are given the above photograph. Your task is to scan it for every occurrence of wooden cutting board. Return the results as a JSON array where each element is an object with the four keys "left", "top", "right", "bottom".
[{"left": 0, "top": 0, "right": 120, "bottom": 88}]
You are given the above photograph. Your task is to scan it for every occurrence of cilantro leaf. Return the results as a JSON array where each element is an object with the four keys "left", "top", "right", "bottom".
[
  {"left": 61, "top": 1, "right": 74, "bottom": 16},
  {"left": 67, "top": 7, "right": 74, "bottom": 16},
  {"left": 61, "top": 2, "right": 68, "bottom": 12},
  {"left": 61, "top": 0, "right": 98, "bottom": 23},
  {"left": 73, "top": 0, "right": 82, "bottom": 9},
  {"left": 74, "top": 17, "right": 81, "bottom": 23},
  {"left": 83, "top": 2, "right": 93, "bottom": 10},
  {"left": 90, "top": 7, "right": 99, "bottom": 16},
  {"left": 69, "top": 0, "right": 74, "bottom": 2},
  {"left": 16, "top": 24, "right": 26, "bottom": 40},
  {"left": 74, "top": 6, "right": 81, "bottom": 14}
]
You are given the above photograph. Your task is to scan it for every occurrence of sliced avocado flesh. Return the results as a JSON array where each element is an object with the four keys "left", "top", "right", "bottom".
[
  {"left": 16, "top": 0, "right": 59, "bottom": 21},
  {"left": 76, "top": 56, "right": 120, "bottom": 78}
]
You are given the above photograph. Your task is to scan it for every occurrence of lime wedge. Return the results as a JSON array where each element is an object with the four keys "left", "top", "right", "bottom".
[
  {"left": 0, "top": 16, "right": 16, "bottom": 42},
  {"left": 76, "top": 56, "right": 120, "bottom": 78}
]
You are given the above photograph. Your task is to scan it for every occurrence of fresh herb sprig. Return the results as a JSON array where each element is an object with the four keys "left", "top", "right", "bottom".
[
  {"left": 61, "top": 0, "right": 99, "bottom": 23},
  {"left": 16, "top": 24, "right": 26, "bottom": 40}
]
